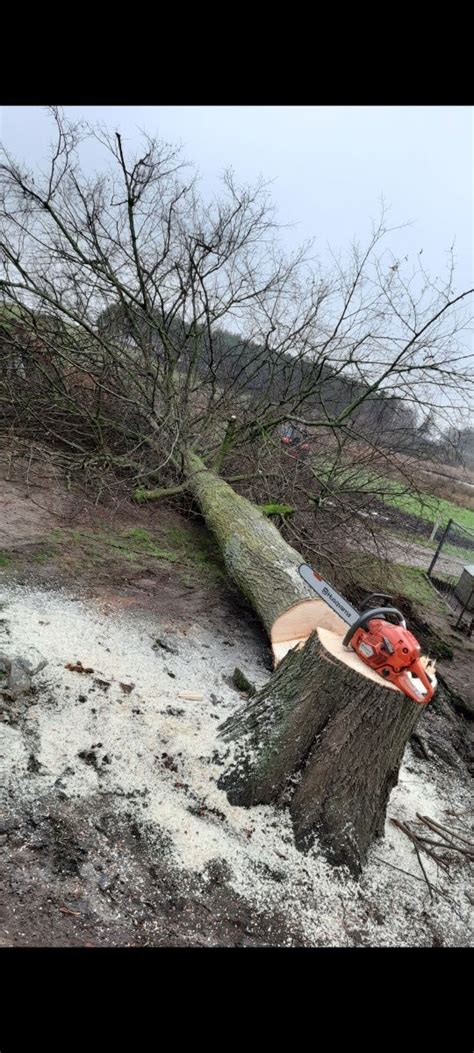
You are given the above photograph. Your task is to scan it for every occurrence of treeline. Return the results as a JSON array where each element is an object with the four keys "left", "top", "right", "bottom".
[
  {"left": 0, "top": 298, "right": 465, "bottom": 470},
  {"left": 96, "top": 304, "right": 445, "bottom": 459}
]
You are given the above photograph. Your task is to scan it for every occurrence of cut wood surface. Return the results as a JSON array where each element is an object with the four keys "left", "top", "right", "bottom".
[{"left": 271, "top": 598, "right": 346, "bottom": 664}]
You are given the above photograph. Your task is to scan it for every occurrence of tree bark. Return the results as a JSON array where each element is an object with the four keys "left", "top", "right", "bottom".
[
  {"left": 219, "top": 634, "right": 421, "bottom": 874},
  {"left": 183, "top": 449, "right": 312, "bottom": 636},
  {"left": 184, "top": 451, "right": 426, "bottom": 875},
  {"left": 183, "top": 449, "right": 345, "bottom": 663}
]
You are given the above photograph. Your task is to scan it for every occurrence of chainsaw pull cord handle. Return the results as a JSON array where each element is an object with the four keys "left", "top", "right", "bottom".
[
  {"left": 342, "top": 607, "right": 406, "bottom": 649},
  {"left": 397, "top": 661, "right": 435, "bottom": 705}
]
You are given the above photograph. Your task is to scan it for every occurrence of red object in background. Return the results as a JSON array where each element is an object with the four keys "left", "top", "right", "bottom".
[
  {"left": 281, "top": 430, "right": 312, "bottom": 463},
  {"left": 281, "top": 437, "right": 310, "bottom": 461}
]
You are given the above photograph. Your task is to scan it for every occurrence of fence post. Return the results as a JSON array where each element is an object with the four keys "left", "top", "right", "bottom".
[
  {"left": 428, "top": 518, "right": 453, "bottom": 579},
  {"left": 429, "top": 519, "right": 440, "bottom": 542},
  {"left": 455, "top": 586, "right": 474, "bottom": 631}
]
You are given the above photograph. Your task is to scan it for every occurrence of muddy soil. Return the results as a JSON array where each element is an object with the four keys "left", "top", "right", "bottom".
[
  {"left": 1, "top": 468, "right": 299, "bottom": 947},
  {"left": 1, "top": 466, "right": 472, "bottom": 948},
  {"left": 0, "top": 562, "right": 301, "bottom": 948},
  {"left": 0, "top": 795, "right": 301, "bottom": 948}
]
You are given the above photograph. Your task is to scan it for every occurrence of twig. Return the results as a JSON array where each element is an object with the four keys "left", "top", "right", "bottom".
[
  {"left": 390, "top": 817, "right": 449, "bottom": 878},
  {"left": 26, "top": 444, "right": 34, "bottom": 495},
  {"left": 371, "top": 855, "right": 427, "bottom": 884},
  {"left": 414, "top": 835, "right": 474, "bottom": 860},
  {"left": 390, "top": 820, "right": 437, "bottom": 901},
  {"left": 393, "top": 864, "right": 461, "bottom": 915},
  {"left": 412, "top": 840, "right": 435, "bottom": 902},
  {"left": 416, "top": 813, "right": 474, "bottom": 849}
]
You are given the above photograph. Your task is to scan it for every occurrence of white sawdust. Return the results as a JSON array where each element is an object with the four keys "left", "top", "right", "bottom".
[{"left": 1, "top": 583, "right": 472, "bottom": 946}]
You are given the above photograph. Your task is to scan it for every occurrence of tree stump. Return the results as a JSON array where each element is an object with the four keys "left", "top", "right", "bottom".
[{"left": 219, "top": 632, "right": 421, "bottom": 874}]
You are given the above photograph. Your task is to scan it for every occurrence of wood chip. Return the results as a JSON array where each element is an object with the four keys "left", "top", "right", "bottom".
[
  {"left": 177, "top": 691, "right": 204, "bottom": 701},
  {"left": 65, "top": 662, "right": 94, "bottom": 674}
]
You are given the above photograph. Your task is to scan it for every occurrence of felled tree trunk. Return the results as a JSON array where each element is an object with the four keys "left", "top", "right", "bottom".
[
  {"left": 184, "top": 450, "right": 426, "bottom": 875},
  {"left": 183, "top": 451, "right": 343, "bottom": 658}
]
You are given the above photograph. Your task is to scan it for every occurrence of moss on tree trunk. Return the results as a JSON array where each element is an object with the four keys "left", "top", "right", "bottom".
[{"left": 184, "top": 450, "right": 314, "bottom": 635}]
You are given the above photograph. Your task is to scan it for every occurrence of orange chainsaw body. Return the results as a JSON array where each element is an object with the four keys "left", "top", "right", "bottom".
[{"left": 350, "top": 617, "right": 435, "bottom": 705}]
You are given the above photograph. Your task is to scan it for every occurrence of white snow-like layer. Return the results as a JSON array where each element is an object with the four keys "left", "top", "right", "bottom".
[{"left": 1, "top": 584, "right": 472, "bottom": 947}]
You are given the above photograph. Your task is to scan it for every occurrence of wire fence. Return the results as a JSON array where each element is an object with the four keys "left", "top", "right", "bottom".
[{"left": 427, "top": 517, "right": 474, "bottom": 634}]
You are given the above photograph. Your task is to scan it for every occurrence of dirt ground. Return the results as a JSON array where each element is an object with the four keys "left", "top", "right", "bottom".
[
  {"left": 1, "top": 463, "right": 473, "bottom": 948},
  {"left": 0, "top": 489, "right": 298, "bottom": 947},
  {"left": 0, "top": 471, "right": 305, "bottom": 947}
]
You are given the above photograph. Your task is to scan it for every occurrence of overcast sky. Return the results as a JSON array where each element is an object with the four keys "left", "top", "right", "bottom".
[{"left": 1, "top": 105, "right": 472, "bottom": 294}]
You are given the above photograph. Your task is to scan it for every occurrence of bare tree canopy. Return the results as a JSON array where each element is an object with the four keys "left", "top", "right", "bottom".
[{"left": 1, "top": 108, "right": 472, "bottom": 500}]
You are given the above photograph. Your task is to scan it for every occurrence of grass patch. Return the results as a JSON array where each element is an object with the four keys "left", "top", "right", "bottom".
[
  {"left": 33, "top": 551, "right": 54, "bottom": 564},
  {"left": 381, "top": 488, "right": 474, "bottom": 531},
  {"left": 441, "top": 541, "right": 474, "bottom": 564},
  {"left": 165, "top": 526, "right": 193, "bottom": 546},
  {"left": 162, "top": 524, "right": 223, "bottom": 581},
  {"left": 348, "top": 555, "right": 444, "bottom": 613},
  {"left": 76, "top": 528, "right": 179, "bottom": 564},
  {"left": 0, "top": 513, "right": 224, "bottom": 590},
  {"left": 42, "top": 526, "right": 178, "bottom": 567},
  {"left": 122, "top": 527, "right": 153, "bottom": 544},
  {"left": 0, "top": 493, "right": 229, "bottom": 588},
  {"left": 39, "top": 520, "right": 224, "bottom": 584},
  {"left": 388, "top": 564, "right": 444, "bottom": 609},
  {"left": 314, "top": 459, "right": 474, "bottom": 530}
]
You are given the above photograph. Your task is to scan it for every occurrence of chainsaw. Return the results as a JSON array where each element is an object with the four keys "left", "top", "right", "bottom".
[{"left": 298, "top": 564, "right": 436, "bottom": 705}]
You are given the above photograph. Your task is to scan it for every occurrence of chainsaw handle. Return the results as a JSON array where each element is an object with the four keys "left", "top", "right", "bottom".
[
  {"left": 398, "top": 662, "right": 436, "bottom": 705},
  {"left": 343, "top": 607, "right": 406, "bottom": 648},
  {"left": 361, "top": 593, "right": 394, "bottom": 610}
]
